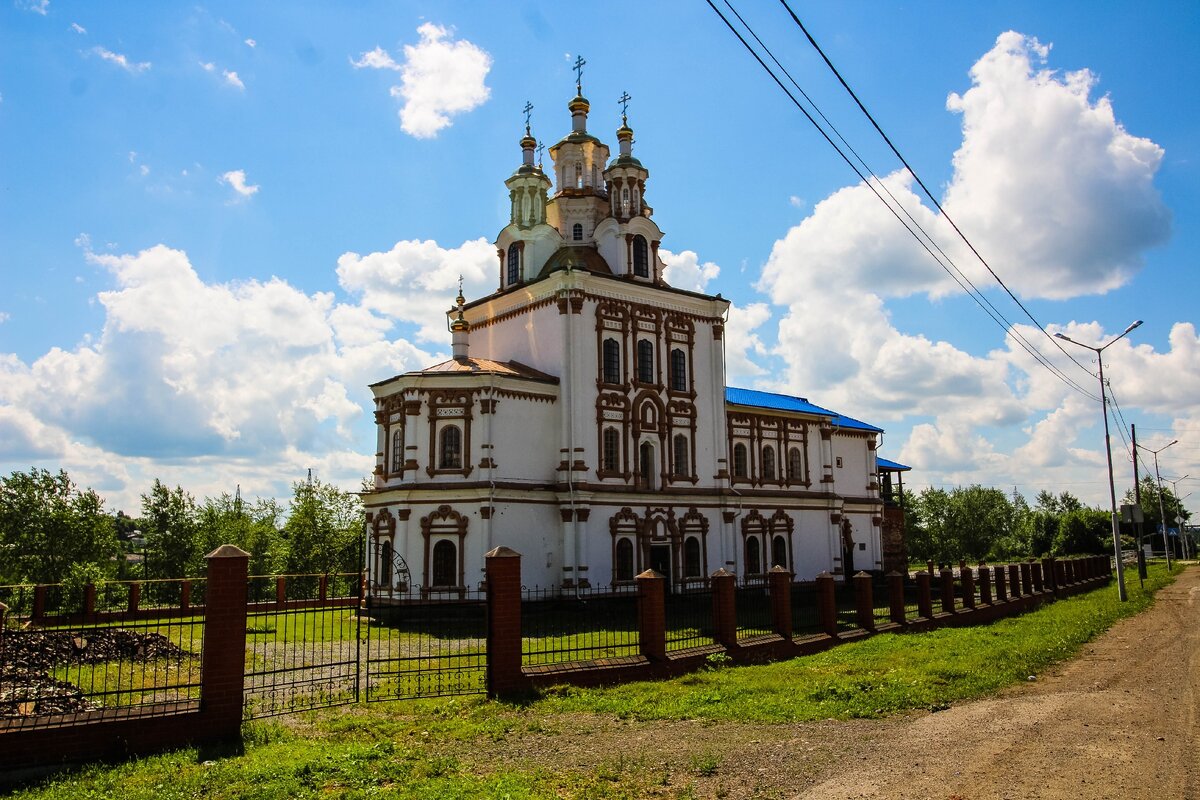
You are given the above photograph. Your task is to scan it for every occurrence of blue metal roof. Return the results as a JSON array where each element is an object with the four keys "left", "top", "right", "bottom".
[
  {"left": 725, "top": 387, "right": 835, "bottom": 417},
  {"left": 831, "top": 412, "right": 884, "bottom": 434},
  {"left": 876, "top": 456, "right": 911, "bottom": 472}
]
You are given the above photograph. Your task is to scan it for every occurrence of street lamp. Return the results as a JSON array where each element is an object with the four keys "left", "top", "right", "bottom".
[
  {"left": 1143, "top": 439, "right": 1178, "bottom": 568},
  {"left": 1054, "top": 319, "right": 1142, "bottom": 602},
  {"left": 1167, "top": 474, "right": 1191, "bottom": 560}
]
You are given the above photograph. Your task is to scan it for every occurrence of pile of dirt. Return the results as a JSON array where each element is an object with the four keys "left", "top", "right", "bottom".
[{"left": 0, "top": 628, "right": 193, "bottom": 719}]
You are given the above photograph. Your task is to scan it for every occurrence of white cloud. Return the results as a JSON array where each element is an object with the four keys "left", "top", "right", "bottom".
[
  {"left": 0, "top": 312, "right": 10, "bottom": 324},
  {"left": 219, "top": 169, "right": 259, "bottom": 198},
  {"left": 200, "top": 61, "right": 215, "bottom": 72},
  {"left": 92, "top": 46, "right": 151, "bottom": 73},
  {"left": 223, "top": 69, "right": 244, "bottom": 90},
  {"left": 660, "top": 248, "right": 720, "bottom": 293},
  {"left": 139, "top": 164, "right": 149, "bottom": 177},
  {"left": 353, "top": 23, "right": 492, "bottom": 139},
  {"left": 19, "top": 0, "right": 48, "bottom": 15},
  {"left": 244, "top": 38, "right": 256, "bottom": 48},
  {"left": 71, "top": 22, "right": 86, "bottom": 34},
  {"left": 724, "top": 303, "right": 772, "bottom": 382}
]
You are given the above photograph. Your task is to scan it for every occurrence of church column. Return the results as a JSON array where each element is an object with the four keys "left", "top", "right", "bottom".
[
  {"left": 403, "top": 400, "right": 421, "bottom": 472},
  {"left": 396, "top": 509, "right": 411, "bottom": 588}
]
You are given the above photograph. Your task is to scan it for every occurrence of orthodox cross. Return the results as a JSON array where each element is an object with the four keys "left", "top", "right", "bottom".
[
  {"left": 573, "top": 55, "right": 586, "bottom": 93},
  {"left": 522, "top": 100, "right": 533, "bottom": 133},
  {"left": 535, "top": 140, "right": 545, "bottom": 168},
  {"left": 618, "top": 91, "right": 631, "bottom": 122}
]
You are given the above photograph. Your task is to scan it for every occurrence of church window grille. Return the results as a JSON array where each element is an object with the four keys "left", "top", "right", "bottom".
[
  {"left": 669, "top": 349, "right": 687, "bottom": 391},
  {"left": 391, "top": 429, "right": 402, "bottom": 473},
  {"left": 636, "top": 339, "right": 654, "bottom": 384},
  {"left": 733, "top": 443, "right": 748, "bottom": 478},
  {"left": 762, "top": 446, "right": 776, "bottom": 480},
  {"left": 621, "top": 187, "right": 630, "bottom": 216},
  {"left": 615, "top": 538, "right": 634, "bottom": 581},
  {"left": 506, "top": 243, "right": 520, "bottom": 286},
  {"left": 573, "top": 223, "right": 583, "bottom": 241},
  {"left": 746, "top": 536, "right": 761, "bottom": 575},
  {"left": 439, "top": 426, "right": 462, "bottom": 470},
  {"left": 633, "top": 235, "right": 649, "bottom": 278},
  {"left": 603, "top": 338, "right": 621, "bottom": 384},
  {"left": 684, "top": 537, "right": 702, "bottom": 578},
  {"left": 639, "top": 441, "right": 655, "bottom": 490},
  {"left": 432, "top": 540, "right": 456, "bottom": 588},
  {"left": 788, "top": 447, "right": 803, "bottom": 482},
  {"left": 602, "top": 427, "right": 620, "bottom": 472},
  {"left": 672, "top": 434, "right": 688, "bottom": 478},
  {"left": 771, "top": 535, "right": 788, "bottom": 570},
  {"left": 379, "top": 539, "right": 393, "bottom": 586}
]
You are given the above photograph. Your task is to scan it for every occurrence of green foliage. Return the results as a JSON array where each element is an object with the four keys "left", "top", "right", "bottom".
[
  {"left": 1052, "top": 507, "right": 1111, "bottom": 555},
  {"left": 908, "top": 485, "right": 1018, "bottom": 564},
  {"left": 141, "top": 480, "right": 200, "bottom": 579},
  {"left": 0, "top": 468, "right": 119, "bottom": 584},
  {"left": 196, "top": 493, "right": 286, "bottom": 576},
  {"left": 282, "top": 479, "right": 362, "bottom": 576}
]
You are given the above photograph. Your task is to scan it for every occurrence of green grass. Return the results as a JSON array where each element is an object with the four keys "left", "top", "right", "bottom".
[{"left": 4, "top": 564, "right": 1183, "bottom": 800}]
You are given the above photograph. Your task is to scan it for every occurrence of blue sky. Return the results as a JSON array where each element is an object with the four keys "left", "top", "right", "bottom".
[{"left": 2, "top": 1, "right": 1198, "bottom": 513}]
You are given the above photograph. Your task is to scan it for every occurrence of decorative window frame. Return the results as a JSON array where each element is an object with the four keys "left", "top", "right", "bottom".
[
  {"left": 595, "top": 392, "right": 631, "bottom": 481},
  {"left": 594, "top": 302, "right": 630, "bottom": 389},
  {"left": 420, "top": 504, "right": 468, "bottom": 597},
  {"left": 768, "top": 509, "right": 795, "bottom": 573},
  {"left": 426, "top": 390, "right": 474, "bottom": 478},
  {"left": 609, "top": 506, "right": 643, "bottom": 585},
  {"left": 664, "top": 314, "right": 696, "bottom": 400},
  {"left": 740, "top": 509, "right": 768, "bottom": 581}
]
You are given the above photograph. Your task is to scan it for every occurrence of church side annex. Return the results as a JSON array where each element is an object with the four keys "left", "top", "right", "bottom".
[{"left": 364, "top": 69, "right": 908, "bottom": 597}]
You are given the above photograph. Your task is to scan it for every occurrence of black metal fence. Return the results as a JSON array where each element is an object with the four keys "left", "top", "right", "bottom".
[
  {"left": 734, "top": 585, "right": 773, "bottom": 640},
  {"left": 521, "top": 586, "right": 639, "bottom": 666},
  {"left": 664, "top": 589, "right": 715, "bottom": 652}
]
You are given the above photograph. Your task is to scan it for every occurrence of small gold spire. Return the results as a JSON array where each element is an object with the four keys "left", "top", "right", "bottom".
[{"left": 449, "top": 276, "right": 469, "bottom": 332}]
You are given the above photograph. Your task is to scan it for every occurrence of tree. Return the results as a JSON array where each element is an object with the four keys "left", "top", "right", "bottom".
[
  {"left": 1123, "top": 477, "right": 1190, "bottom": 546},
  {"left": 282, "top": 479, "right": 362, "bottom": 577},
  {"left": 141, "top": 479, "right": 200, "bottom": 579},
  {"left": 195, "top": 492, "right": 285, "bottom": 576},
  {"left": 1053, "top": 507, "right": 1110, "bottom": 555},
  {"left": 0, "top": 468, "right": 119, "bottom": 584},
  {"left": 909, "top": 485, "right": 1017, "bottom": 565}
]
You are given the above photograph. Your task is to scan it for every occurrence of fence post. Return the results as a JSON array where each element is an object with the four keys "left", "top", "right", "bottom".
[
  {"left": 853, "top": 572, "right": 875, "bottom": 631},
  {"left": 916, "top": 571, "right": 933, "bottom": 619},
  {"left": 926, "top": 559, "right": 935, "bottom": 577},
  {"left": 978, "top": 566, "right": 992, "bottom": 605},
  {"left": 319, "top": 574, "right": 328, "bottom": 602},
  {"left": 961, "top": 567, "right": 976, "bottom": 609},
  {"left": 816, "top": 572, "right": 837, "bottom": 637},
  {"left": 711, "top": 569, "right": 738, "bottom": 649},
  {"left": 939, "top": 569, "right": 955, "bottom": 614},
  {"left": 484, "top": 546, "right": 524, "bottom": 697},
  {"left": 1007, "top": 564, "right": 1021, "bottom": 597},
  {"left": 994, "top": 565, "right": 1007, "bottom": 601},
  {"left": 1019, "top": 562, "right": 1033, "bottom": 596},
  {"left": 888, "top": 572, "right": 906, "bottom": 624},
  {"left": 32, "top": 585, "right": 46, "bottom": 621},
  {"left": 1043, "top": 557, "right": 1057, "bottom": 593},
  {"left": 0, "top": 601, "right": 6, "bottom": 666},
  {"left": 201, "top": 545, "right": 249, "bottom": 739},
  {"left": 275, "top": 576, "right": 287, "bottom": 608},
  {"left": 128, "top": 582, "right": 141, "bottom": 614},
  {"left": 636, "top": 568, "right": 667, "bottom": 661},
  {"left": 181, "top": 580, "right": 192, "bottom": 613},
  {"left": 768, "top": 566, "right": 792, "bottom": 640},
  {"left": 1054, "top": 559, "right": 1066, "bottom": 594},
  {"left": 84, "top": 582, "right": 97, "bottom": 618},
  {"left": 1031, "top": 561, "right": 1044, "bottom": 594}
]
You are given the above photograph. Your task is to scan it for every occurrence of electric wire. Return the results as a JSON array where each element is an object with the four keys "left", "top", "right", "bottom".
[
  {"left": 775, "top": 0, "right": 1099, "bottom": 384},
  {"left": 705, "top": 0, "right": 1099, "bottom": 401}
]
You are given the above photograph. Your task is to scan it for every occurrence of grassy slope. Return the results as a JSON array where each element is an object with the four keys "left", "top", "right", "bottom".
[{"left": 5, "top": 563, "right": 1183, "bottom": 800}]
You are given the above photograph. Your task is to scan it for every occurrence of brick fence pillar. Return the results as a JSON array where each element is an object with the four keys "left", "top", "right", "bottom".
[
  {"left": 181, "top": 579, "right": 192, "bottom": 613},
  {"left": 854, "top": 572, "right": 875, "bottom": 631},
  {"left": 888, "top": 572, "right": 906, "bottom": 624},
  {"left": 994, "top": 565, "right": 1008, "bottom": 601},
  {"left": 1007, "top": 564, "right": 1021, "bottom": 598},
  {"left": 83, "top": 582, "right": 97, "bottom": 618},
  {"left": 926, "top": 560, "right": 936, "bottom": 577},
  {"left": 1031, "top": 562, "right": 1044, "bottom": 594},
  {"left": 319, "top": 574, "right": 328, "bottom": 602},
  {"left": 1054, "top": 559, "right": 1066, "bottom": 593},
  {"left": 485, "top": 546, "right": 524, "bottom": 697},
  {"left": 768, "top": 566, "right": 792, "bottom": 640},
  {"left": 978, "top": 566, "right": 992, "bottom": 605},
  {"left": 940, "top": 569, "right": 955, "bottom": 614},
  {"left": 961, "top": 567, "right": 976, "bottom": 609},
  {"left": 1043, "top": 557, "right": 1057, "bottom": 593},
  {"left": 275, "top": 576, "right": 287, "bottom": 608},
  {"left": 916, "top": 571, "right": 933, "bottom": 619},
  {"left": 636, "top": 568, "right": 667, "bottom": 661},
  {"left": 816, "top": 572, "right": 838, "bottom": 637},
  {"left": 201, "top": 545, "right": 249, "bottom": 739},
  {"left": 1020, "top": 562, "right": 1033, "bottom": 596},
  {"left": 711, "top": 569, "right": 738, "bottom": 649},
  {"left": 128, "top": 581, "right": 141, "bottom": 614}
]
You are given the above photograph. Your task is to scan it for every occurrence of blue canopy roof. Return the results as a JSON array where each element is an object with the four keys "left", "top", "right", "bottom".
[
  {"left": 876, "top": 456, "right": 911, "bottom": 472},
  {"left": 725, "top": 387, "right": 835, "bottom": 417},
  {"left": 831, "top": 413, "right": 884, "bottom": 434}
]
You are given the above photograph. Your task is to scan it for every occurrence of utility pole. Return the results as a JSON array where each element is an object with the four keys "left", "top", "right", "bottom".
[
  {"left": 1132, "top": 424, "right": 1147, "bottom": 580},
  {"left": 1146, "top": 440, "right": 1177, "bottom": 569}
]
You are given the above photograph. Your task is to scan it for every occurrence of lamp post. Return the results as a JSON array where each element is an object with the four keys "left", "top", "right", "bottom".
[
  {"left": 1143, "top": 440, "right": 1178, "bottom": 568},
  {"left": 1054, "top": 320, "right": 1142, "bottom": 602},
  {"left": 1167, "top": 475, "right": 1190, "bottom": 559}
]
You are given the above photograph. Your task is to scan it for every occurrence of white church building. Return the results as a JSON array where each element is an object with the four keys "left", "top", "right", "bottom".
[{"left": 364, "top": 81, "right": 901, "bottom": 595}]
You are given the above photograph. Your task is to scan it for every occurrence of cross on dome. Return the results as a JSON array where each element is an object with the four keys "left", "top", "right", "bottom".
[
  {"left": 523, "top": 100, "right": 534, "bottom": 134},
  {"left": 572, "top": 55, "right": 586, "bottom": 94},
  {"left": 618, "top": 91, "right": 631, "bottom": 123}
]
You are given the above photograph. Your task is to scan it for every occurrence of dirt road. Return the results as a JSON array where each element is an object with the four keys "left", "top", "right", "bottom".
[{"left": 794, "top": 567, "right": 1200, "bottom": 800}]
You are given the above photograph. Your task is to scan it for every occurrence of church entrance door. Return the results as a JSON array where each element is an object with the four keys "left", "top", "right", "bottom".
[{"left": 649, "top": 544, "right": 672, "bottom": 584}]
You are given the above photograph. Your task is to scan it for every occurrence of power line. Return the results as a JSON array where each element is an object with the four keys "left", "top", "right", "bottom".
[
  {"left": 775, "top": 0, "right": 1101, "bottom": 386},
  {"left": 705, "top": 0, "right": 1099, "bottom": 402}
]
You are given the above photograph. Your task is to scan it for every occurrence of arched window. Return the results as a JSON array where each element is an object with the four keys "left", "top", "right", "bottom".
[
  {"left": 621, "top": 187, "right": 630, "bottom": 216},
  {"left": 432, "top": 540, "right": 456, "bottom": 587},
  {"left": 636, "top": 339, "right": 654, "bottom": 384},
  {"left": 672, "top": 434, "right": 688, "bottom": 478},
  {"left": 733, "top": 443, "right": 748, "bottom": 478},
  {"left": 639, "top": 441, "right": 655, "bottom": 490},
  {"left": 746, "top": 536, "right": 761, "bottom": 575},
  {"left": 391, "top": 429, "right": 402, "bottom": 473},
  {"left": 762, "top": 446, "right": 776, "bottom": 480},
  {"left": 506, "top": 243, "right": 520, "bottom": 286},
  {"left": 788, "top": 448, "right": 803, "bottom": 482},
  {"left": 379, "top": 539, "right": 393, "bottom": 586},
  {"left": 439, "top": 426, "right": 462, "bottom": 470},
  {"left": 616, "top": 538, "right": 634, "bottom": 581},
  {"left": 633, "top": 235, "right": 649, "bottom": 278},
  {"left": 602, "top": 338, "right": 621, "bottom": 384},
  {"left": 684, "top": 537, "right": 702, "bottom": 578},
  {"left": 575, "top": 161, "right": 584, "bottom": 189},
  {"left": 573, "top": 222, "right": 583, "bottom": 241},
  {"left": 772, "top": 535, "right": 788, "bottom": 569},
  {"left": 602, "top": 427, "right": 620, "bottom": 473},
  {"left": 669, "top": 349, "right": 687, "bottom": 392}
]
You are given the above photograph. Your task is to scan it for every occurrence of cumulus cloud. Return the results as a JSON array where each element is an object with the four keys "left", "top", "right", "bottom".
[
  {"left": 353, "top": 23, "right": 492, "bottom": 138},
  {"left": 724, "top": 303, "right": 772, "bottom": 382},
  {"left": 219, "top": 169, "right": 258, "bottom": 198},
  {"left": 19, "top": 0, "right": 48, "bottom": 14},
  {"left": 223, "top": 69, "right": 244, "bottom": 90},
  {"left": 661, "top": 248, "right": 720, "bottom": 293},
  {"left": 244, "top": 38, "right": 256, "bottom": 48},
  {"left": 92, "top": 46, "right": 150, "bottom": 73},
  {"left": 71, "top": 22, "right": 86, "bottom": 34}
]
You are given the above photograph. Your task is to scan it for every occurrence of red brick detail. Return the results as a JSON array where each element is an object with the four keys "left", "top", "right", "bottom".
[
  {"left": 854, "top": 572, "right": 875, "bottom": 631},
  {"left": 485, "top": 547, "right": 525, "bottom": 697},
  {"left": 636, "top": 569, "right": 667, "bottom": 661},
  {"left": 710, "top": 570, "right": 737, "bottom": 648},
  {"left": 816, "top": 572, "right": 838, "bottom": 637},
  {"left": 768, "top": 566, "right": 792, "bottom": 639},
  {"left": 201, "top": 544, "right": 249, "bottom": 738}
]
